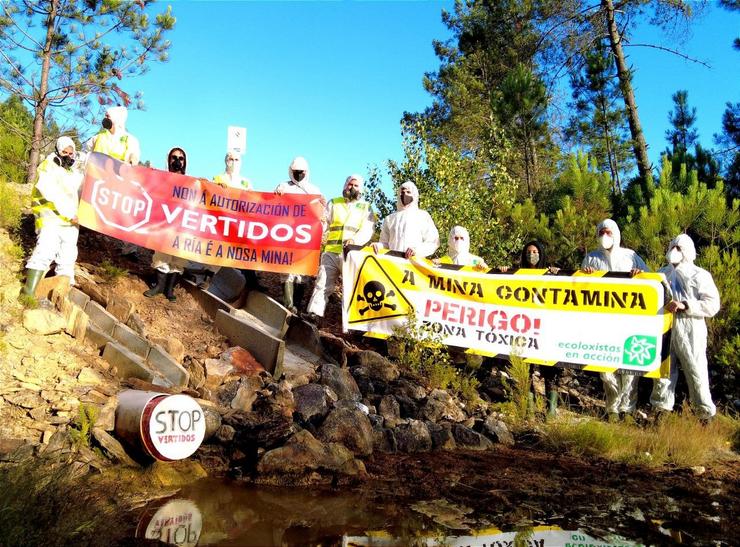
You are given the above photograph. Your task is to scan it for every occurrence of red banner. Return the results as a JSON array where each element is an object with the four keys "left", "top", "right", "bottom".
[{"left": 78, "top": 152, "right": 324, "bottom": 274}]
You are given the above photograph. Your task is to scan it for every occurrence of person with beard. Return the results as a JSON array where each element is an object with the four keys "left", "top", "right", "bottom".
[
  {"left": 214, "top": 150, "right": 251, "bottom": 189},
  {"left": 372, "top": 180, "right": 439, "bottom": 259},
  {"left": 435, "top": 226, "right": 487, "bottom": 269},
  {"left": 22, "top": 136, "right": 83, "bottom": 297},
  {"left": 84, "top": 105, "right": 140, "bottom": 165},
  {"left": 650, "top": 234, "right": 720, "bottom": 422},
  {"left": 582, "top": 219, "right": 649, "bottom": 422},
  {"left": 143, "top": 147, "right": 189, "bottom": 301},
  {"left": 274, "top": 156, "right": 326, "bottom": 313},
  {"left": 306, "top": 174, "right": 375, "bottom": 320}
]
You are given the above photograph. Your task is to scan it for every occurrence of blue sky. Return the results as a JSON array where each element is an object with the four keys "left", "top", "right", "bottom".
[{"left": 90, "top": 1, "right": 738, "bottom": 198}]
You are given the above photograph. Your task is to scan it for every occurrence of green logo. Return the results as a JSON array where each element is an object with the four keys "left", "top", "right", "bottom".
[{"left": 622, "top": 335, "right": 657, "bottom": 366}]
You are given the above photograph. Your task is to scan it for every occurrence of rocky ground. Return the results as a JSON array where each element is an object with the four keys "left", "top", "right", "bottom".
[{"left": 1, "top": 222, "right": 739, "bottom": 546}]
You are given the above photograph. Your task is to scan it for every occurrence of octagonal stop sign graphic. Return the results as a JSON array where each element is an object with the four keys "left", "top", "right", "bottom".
[{"left": 91, "top": 173, "right": 153, "bottom": 232}]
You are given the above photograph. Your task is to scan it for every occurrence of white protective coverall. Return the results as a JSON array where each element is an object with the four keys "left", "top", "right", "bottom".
[
  {"left": 439, "top": 226, "right": 488, "bottom": 267},
  {"left": 650, "top": 234, "right": 720, "bottom": 418},
  {"left": 26, "top": 136, "right": 83, "bottom": 284},
  {"left": 581, "top": 219, "right": 649, "bottom": 415},
  {"left": 274, "top": 157, "right": 325, "bottom": 308},
  {"left": 214, "top": 151, "right": 251, "bottom": 190},
  {"left": 306, "top": 174, "right": 375, "bottom": 317},
  {"left": 151, "top": 147, "right": 189, "bottom": 274},
  {"left": 377, "top": 181, "right": 439, "bottom": 257},
  {"left": 83, "top": 106, "right": 141, "bottom": 165}
]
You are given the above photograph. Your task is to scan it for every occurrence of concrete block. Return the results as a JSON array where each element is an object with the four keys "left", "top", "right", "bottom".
[
  {"left": 84, "top": 301, "right": 117, "bottom": 335},
  {"left": 208, "top": 267, "right": 245, "bottom": 303},
  {"left": 65, "top": 304, "right": 89, "bottom": 340},
  {"left": 215, "top": 309, "right": 284, "bottom": 378},
  {"left": 69, "top": 287, "right": 90, "bottom": 310},
  {"left": 244, "top": 291, "right": 290, "bottom": 338},
  {"left": 86, "top": 324, "right": 116, "bottom": 350},
  {"left": 231, "top": 308, "right": 281, "bottom": 338},
  {"left": 112, "top": 322, "right": 150, "bottom": 358},
  {"left": 106, "top": 296, "right": 134, "bottom": 323},
  {"left": 181, "top": 279, "right": 231, "bottom": 319},
  {"left": 103, "top": 342, "right": 156, "bottom": 382},
  {"left": 147, "top": 345, "right": 190, "bottom": 387}
]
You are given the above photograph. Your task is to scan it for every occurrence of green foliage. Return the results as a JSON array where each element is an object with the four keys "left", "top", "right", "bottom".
[
  {"left": 98, "top": 259, "right": 128, "bottom": 282},
  {"left": 0, "top": 95, "right": 33, "bottom": 184},
  {"left": 17, "top": 293, "right": 38, "bottom": 309},
  {"left": 0, "top": 175, "right": 23, "bottom": 231},
  {"left": 505, "top": 354, "right": 532, "bottom": 421},
  {"left": 69, "top": 404, "right": 99, "bottom": 449}
]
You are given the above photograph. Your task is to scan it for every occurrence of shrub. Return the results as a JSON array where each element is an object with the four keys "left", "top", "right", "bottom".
[{"left": 0, "top": 177, "right": 22, "bottom": 231}]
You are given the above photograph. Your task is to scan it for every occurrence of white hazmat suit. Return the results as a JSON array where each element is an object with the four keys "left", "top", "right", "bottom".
[
  {"left": 377, "top": 181, "right": 439, "bottom": 257},
  {"left": 650, "top": 234, "right": 720, "bottom": 418},
  {"left": 439, "top": 226, "right": 487, "bottom": 267},
  {"left": 581, "top": 219, "right": 649, "bottom": 416}
]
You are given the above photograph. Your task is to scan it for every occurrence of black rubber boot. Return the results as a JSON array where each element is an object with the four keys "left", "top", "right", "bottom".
[
  {"left": 547, "top": 390, "right": 558, "bottom": 418},
  {"left": 144, "top": 271, "right": 166, "bottom": 298},
  {"left": 22, "top": 269, "right": 45, "bottom": 297},
  {"left": 164, "top": 272, "right": 180, "bottom": 302}
]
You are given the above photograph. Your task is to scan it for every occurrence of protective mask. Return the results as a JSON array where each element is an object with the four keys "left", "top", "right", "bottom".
[
  {"left": 292, "top": 170, "right": 306, "bottom": 183},
  {"left": 343, "top": 188, "right": 360, "bottom": 201},
  {"left": 400, "top": 194, "right": 413, "bottom": 206},
  {"left": 102, "top": 117, "right": 113, "bottom": 130},
  {"left": 526, "top": 252, "right": 539, "bottom": 266},
  {"left": 599, "top": 234, "right": 614, "bottom": 250},
  {"left": 169, "top": 157, "right": 184, "bottom": 174},
  {"left": 668, "top": 248, "right": 683, "bottom": 265},
  {"left": 55, "top": 155, "right": 75, "bottom": 169}
]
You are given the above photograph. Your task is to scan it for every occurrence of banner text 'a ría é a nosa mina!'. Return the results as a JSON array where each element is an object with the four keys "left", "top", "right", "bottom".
[
  {"left": 342, "top": 248, "right": 672, "bottom": 378},
  {"left": 78, "top": 153, "right": 324, "bottom": 274}
]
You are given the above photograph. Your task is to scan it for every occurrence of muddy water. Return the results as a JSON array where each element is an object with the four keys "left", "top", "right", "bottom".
[{"left": 133, "top": 479, "right": 651, "bottom": 547}]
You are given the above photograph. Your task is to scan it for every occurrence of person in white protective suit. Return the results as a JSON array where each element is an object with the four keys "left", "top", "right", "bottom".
[
  {"left": 435, "top": 226, "right": 488, "bottom": 268},
  {"left": 650, "top": 234, "right": 720, "bottom": 420},
  {"left": 581, "top": 218, "right": 649, "bottom": 421},
  {"left": 214, "top": 150, "right": 251, "bottom": 190},
  {"left": 22, "top": 136, "right": 83, "bottom": 296},
  {"left": 144, "top": 147, "right": 189, "bottom": 301},
  {"left": 83, "top": 105, "right": 140, "bottom": 165},
  {"left": 306, "top": 174, "right": 375, "bottom": 319},
  {"left": 372, "top": 181, "right": 439, "bottom": 259},
  {"left": 274, "top": 156, "right": 326, "bottom": 312}
]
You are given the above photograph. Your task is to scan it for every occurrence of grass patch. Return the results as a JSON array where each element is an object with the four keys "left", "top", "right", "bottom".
[
  {"left": 17, "top": 293, "right": 38, "bottom": 309},
  {"left": 69, "top": 404, "right": 99, "bottom": 449},
  {"left": 98, "top": 259, "right": 128, "bottom": 282},
  {"left": 0, "top": 177, "right": 23, "bottom": 231},
  {"left": 542, "top": 407, "right": 739, "bottom": 467}
]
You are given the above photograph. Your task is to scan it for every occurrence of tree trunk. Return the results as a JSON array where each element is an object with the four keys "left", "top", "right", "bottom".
[
  {"left": 26, "top": 0, "right": 58, "bottom": 185},
  {"left": 598, "top": 99, "right": 621, "bottom": 194},
  {"left": 602, "top": 0, "right": 652, "bottom": 191}
]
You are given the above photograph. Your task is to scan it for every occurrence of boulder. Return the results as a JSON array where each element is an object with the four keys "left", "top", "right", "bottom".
[
  {"left": 258, "top": 380, "right": 295, "bottom": 418},
  {"left": 371, "top": 424, "right": 397, "bottom": 453},
  {"left": 92, "top": 427, "right": 139, "bottom": 467},
  {"left": 452, "top": 424, "right": 493, "bottom": 450},
  {"left": 317, "top": 406, "right": 374, "bottom": 457},
  {"left": 292, "top": 383, "right": 336, "bottom": 424},
  {"left": 221, "top": 346, "right": 266, "bottom": 376},
  {"left": 394, "top": 419, "right": 432, "bottom": 453},
  {"left": 202, "top": 406, "right": 222, "bottom": 441},
  {"left": 319, "top": 331, "right": 348, "bottom": 367},
  {"left": 257, "top": 429, "right": 366, "bottom": 479},
  {"left": 215, "top": 425, "right": 236, "bottom": 443},
  {"left": 22, "top": 308, "right": 67, "bottom": 335},
  {"left": 427, "top": 422, "right": 457, "bottom": 450},
  {"left": 350, "top": 351, "right": 399, "bottom": 382},
  {"left": 378, "top": 394, "right": 400, "bottom": 422},
  {"left": 483, "top": 415, "right": 515, "bottom": 446},
  {"left": 421, "top": 389, "right": 466, "bottom": 423},
  {"left": 320, "top": 363, "right": 361, "bottom": 402},
  {"left": 391, "top": 378, "right": 427, "bottom": 401}
]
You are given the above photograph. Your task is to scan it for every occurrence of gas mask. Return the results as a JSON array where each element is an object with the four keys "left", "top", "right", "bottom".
[
  {"left": 526, "top": 250, "right": 540, "bottom": 266},
  {"left": 599, "top": 234, "right": 614, "bottom": 250},
  {"left": 102, "top": 117, "right": 113, "bottom": 130},
  {"left": 400, "top": 194, "right": 413, "bottom": 206},
  {"left": 54, "top": 154, "right": 75, "bottom": 169},
  {"left": 292, "top": 170, "right": 306, "bottom": 183},
  {"left": 343, "top": 187, "right": 360, "bottom": 201},
  {"left": 667, "top": 248, "right": 683, "bottom": 265},
  {"left": 169, "top": 156, "right": 185, "bottom": 174}
]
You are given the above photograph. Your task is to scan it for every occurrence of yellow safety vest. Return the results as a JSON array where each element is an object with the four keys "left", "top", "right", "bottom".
[
  {"left": 324, "top": 197, "right": 371, "bottom": 254},
  {"left": 31, "top": 157, "right": 79, "bottom": 230},
  {"left": 92, "top": 130, "right": 130, "bottom": 161},
  {"left": 213, "top": 173, "right": 252, "bottom": 190}
]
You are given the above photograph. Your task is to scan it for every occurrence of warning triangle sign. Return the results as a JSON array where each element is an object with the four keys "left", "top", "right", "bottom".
[{"left": 347, "top": 255, "right": 413, "bottom": 324}]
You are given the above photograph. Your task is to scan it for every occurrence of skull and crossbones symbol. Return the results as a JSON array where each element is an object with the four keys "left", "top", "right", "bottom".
[{"left": 357, "top": 280, "right": 397, "bottom": 315}]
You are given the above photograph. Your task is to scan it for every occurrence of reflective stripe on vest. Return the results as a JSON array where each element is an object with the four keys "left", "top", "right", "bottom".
[
  {"left": 92, "top": 130, "right": 129, "bottom": 161},
  {"left": 31, "top": 159, "right": 73, "bottom": 230},
  {"left": 324, "top": 197, "right": 370, "bottom": 254}
]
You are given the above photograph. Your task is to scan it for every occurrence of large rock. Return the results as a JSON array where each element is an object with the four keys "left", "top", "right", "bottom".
[
  {"left": 317, "top": 406, "right": 374, "bottom": 457},
  {"left": 320, "top": 363, "right": 361, "bottom": 402},
  {"left": 230, "top": 376, "right": 263, "bottom": 412},
  {"left": 23, "top": 308, "right": 67, "bottom": 335},
  {"left": 452, "top": 424, "right": 493, "bottom": 450},
  {"left": 221, "top": 346, "right": 266, "bottom": 376},
  {"left": 224, "top": 409, "right": 294, "bottom": 450},
  {"left": 350, "top": 351, "right": 399, "bottom": 382},
  {"left": 394, "top": 419, "right": 432, "bottom": 453},
  {"left": 427, "top": 422, "right": 457, "bottom": 450},
  {"left": 392, "top": 378, "right": 427, "bottom": 401},
  {"left": 483, "top": 415, "right": 515, "bottom": 446},
  {"left": 292, "top": 383, "right": 336, "bottom": 423},
  {"left": 257, "top": 429, "right": 366, "bottom": 480},
  {"left": 371, "top": 424, "right": 397, "bottom": 453},
  {"left": 421, "top": 389, "right": 466, "bottom": 423}
]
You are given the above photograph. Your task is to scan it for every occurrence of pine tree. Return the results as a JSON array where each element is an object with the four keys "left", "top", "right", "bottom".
[{"left": 666, "top": 90, "right": 699, "bottom": 155}]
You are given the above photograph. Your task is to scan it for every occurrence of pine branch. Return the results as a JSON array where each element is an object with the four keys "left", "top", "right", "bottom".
[{"left": 624, "top": 43, "right": 711, "bottom": 67}]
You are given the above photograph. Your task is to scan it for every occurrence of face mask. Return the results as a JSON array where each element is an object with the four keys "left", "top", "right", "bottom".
[
  {"left": 55, "top": 154, "right": 75, "bottom": 169},
  {"left": 400, "top": 194, "right": 413, "bottom": 206},
  {"left": 526, "top": 251, "right": 539, "bottom": 266},
  {"left": 102, "top": 117, "right": 113, "bottom": 130},
  {"left": 169, "top": 157, "right": 184, "bottom": 174},
  {"left": 600, "top": 234, "right": 614, "bottom": 250},
  {"left": 668, "top": 248, "right": 683, "bottom": 265},
  {"left": 292, "top": 170, "right": 306, "bottom": 183},
  {"left": 343, "top": 188, "right": 360, "bottom": 201}
]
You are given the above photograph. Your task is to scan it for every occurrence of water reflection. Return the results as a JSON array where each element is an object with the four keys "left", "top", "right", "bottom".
[{"left": 133, "top": 479, "right": 645, "bottom": 547}]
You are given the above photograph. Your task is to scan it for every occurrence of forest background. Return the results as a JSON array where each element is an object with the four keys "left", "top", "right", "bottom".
[{"left": 0, "top": 0, "right": 738, "bottom": 401}]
